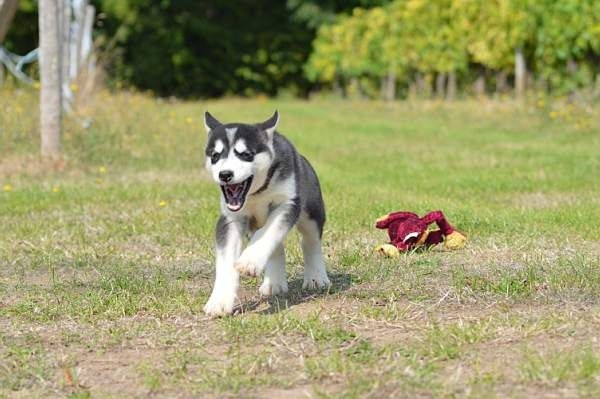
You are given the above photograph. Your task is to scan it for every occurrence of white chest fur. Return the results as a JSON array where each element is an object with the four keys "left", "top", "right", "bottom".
[{"left": 225, "top": 174, "right": 296, "bottom": 230}]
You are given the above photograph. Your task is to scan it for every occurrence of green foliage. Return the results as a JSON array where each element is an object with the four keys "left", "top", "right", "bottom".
[
  {"left": 97, "top": 0, "right": 315, "bottom": 97},
  {"left": 459, "top": 0, "right": 536, "bottom": 71},
  {"left": 287, "top": 0, "right": 391, "bottom": 28},
  {"left": 533, "top": 0, "right": 600, "bottom": 92},
  {"left": 3, "top": 0, "right": 600, "bottom": 97},
  {"left": 306, "top": 0, "right": 481, "bottom": 88},
  {"left": 307, "top": 0, "right": 600, "bottom": 96},
  {"left": 399, "top": 0, "right": 468, "bottom": 74},
  {"left": 305, "top": 22, "right": 344, "bottom": 82},
  {"left": 305, "top": 5, "right": 400, "bottom": 85}
]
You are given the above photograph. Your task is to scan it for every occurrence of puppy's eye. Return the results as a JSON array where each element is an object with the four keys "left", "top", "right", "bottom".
[
  {"left": 211, "top": 152, "right": 220, "bottom": 164},
  {"left": 236, "top": 150, "right": 254, "bottom": 161}
]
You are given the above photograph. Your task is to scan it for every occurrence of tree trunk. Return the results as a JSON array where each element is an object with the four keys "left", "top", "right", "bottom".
[
  {"left": 39, "top": 0, "right": 63, "bottom": 158},
  {"left": 446, "top": 71, "right": 457, "bottom": 100},
  {"left": 349, "top": 77, "right": 360, "bottom": 98},
  {"left": 495, "top": 70, "right": 508, "bottom": 94},
  {"left": 408, "top": 80, "right": 417, "bottom": 99},
  {"left": 566, "top": 59, "right": 579, "bottom": 101},
  {"left": 333, "top": 76, "right": 346, "bottom": 98},
  {"left": 474, "top": 69, "right": 485, "bottom": 97},
  {"left": 381, "top": 71, "right": 396, "bottom": 101},
  {"left": 415, "top": 72, "right": 426, "bottom": 98},
  {"left": 435, "top": 73, "right": 446, "bottom": 99},
  {"left": 515, "top": 46, "right": 526, "bottom": 99},
  {"left": 349, "top": 76, "right": 366, "bottom": 99},
  {"left": 0, "top": 0, "right": 19, "bottom": 43}
]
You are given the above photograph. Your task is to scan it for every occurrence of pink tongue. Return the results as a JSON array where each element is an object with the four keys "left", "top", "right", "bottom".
[{"left": 227, "top": 183, "right": 243, "bottom": 197}]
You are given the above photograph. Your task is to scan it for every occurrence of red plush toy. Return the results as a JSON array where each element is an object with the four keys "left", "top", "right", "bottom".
[{"left": 375, "top": 210, "right": 467, "bottom": 257}]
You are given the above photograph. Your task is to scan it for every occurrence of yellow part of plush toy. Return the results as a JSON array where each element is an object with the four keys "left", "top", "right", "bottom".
[
  {"left": 375, "top": 244, "right": 400, "bottom": 258},
  {"left": 443, "top": 231, "right": 467, "bottom": 250}
]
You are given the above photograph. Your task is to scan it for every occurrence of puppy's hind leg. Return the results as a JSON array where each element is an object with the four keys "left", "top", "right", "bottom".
[
  {"left": 259, "top": 243, "right": 288, "bottom": 296},
  {"left": 297, "top": 216, "right": 330, "bottom": 290}
]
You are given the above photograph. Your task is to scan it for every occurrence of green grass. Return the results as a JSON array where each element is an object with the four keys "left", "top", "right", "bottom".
[
  {"left": 520, "top": 345, "right": 600, "bottom": 397},
  {"left": 1, "top": 87, "right": 600, "bottom": 397}
]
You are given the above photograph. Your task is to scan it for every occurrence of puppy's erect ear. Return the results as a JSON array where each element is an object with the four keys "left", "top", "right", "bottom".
[
  {"left": 204, "top": 111, "right": 222, "bottom": 134},
  {"left": 257, "top": 110, "right": 279, "bottom": 138}
]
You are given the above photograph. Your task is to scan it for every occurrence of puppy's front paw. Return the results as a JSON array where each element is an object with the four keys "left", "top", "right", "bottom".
[
  {"left": 259, "top": 279, "right": 289, "bottom": 296},
  {"left": 203, "top": 294, "right": 236, "bottom": 318},
  {"left": 234, "top": 259, "right": 263, "bottom": 277},
  {"left": 234, "top": 250, "right": 265, "bottom": 277},
  {"left": 302, "top": 271, "right": 331, "bottom": 290}
]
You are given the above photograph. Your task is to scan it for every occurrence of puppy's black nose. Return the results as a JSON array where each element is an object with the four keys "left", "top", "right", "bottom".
[{"left": 219, "top": 170, "right": 233, "bottom": 183}]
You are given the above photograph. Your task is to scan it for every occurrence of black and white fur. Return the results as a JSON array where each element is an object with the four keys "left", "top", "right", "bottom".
[{"left": 202, "top": 111, "right": 331, "bottom": 317}]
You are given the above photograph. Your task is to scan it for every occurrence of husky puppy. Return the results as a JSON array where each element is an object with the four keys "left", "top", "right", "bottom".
[{"left": 202, "top": 111, "right": 331, "bottom": 317}]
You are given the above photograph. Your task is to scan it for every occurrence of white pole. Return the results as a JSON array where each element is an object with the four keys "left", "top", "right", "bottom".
[
  {"left": 70, "top": 0, "right": 86, "bottom": 79},
  {"left": 80, "top": 5, "right": 93, "bottom": 64},
  {"left": 39, "top": 0, "right": 63, "bottom": 157},
  {"left": 61, "top": 0, "right": 72, "bottom": 111},
  {"left": 515, "top": 46, "right": 526, "bottom": 100}
]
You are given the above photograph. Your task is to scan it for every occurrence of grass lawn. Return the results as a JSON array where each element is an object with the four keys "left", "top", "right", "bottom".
[{"left": 1, "top": 88, "right": 600, "bottom": 398}]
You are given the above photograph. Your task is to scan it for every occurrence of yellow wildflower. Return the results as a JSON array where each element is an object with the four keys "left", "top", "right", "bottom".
[
  {"left": 52, "top": 187, "right": 60, "bottom": 193},
  {"left": 98, "top": 166, "right": 107, "bottom": 174},
  {"left": 186, "top": 117, "right": 193, "bottom": 124},
  {"left": 159, "top": 200, "right": 167, "bottom": 207},
  {"left": 3, "top": 184, "right": 13, "bottom": 192}
]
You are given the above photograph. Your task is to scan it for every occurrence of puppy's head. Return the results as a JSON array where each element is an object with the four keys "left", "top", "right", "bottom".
[{"left": 203, "top": 111, "right": 278, "bottom": 212}]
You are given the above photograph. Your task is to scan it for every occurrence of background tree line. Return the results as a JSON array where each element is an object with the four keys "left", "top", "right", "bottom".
[
  {"left": 306, "top": 0, "right": 600, "bottom": 100},
  {"left": 4, "top": 0, "right": 600, "bottom": 99}
]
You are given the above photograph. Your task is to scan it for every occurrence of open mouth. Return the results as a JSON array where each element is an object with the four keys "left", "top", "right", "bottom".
[{"left": 220, "top": 176, "right": 253, "bottom": 212}]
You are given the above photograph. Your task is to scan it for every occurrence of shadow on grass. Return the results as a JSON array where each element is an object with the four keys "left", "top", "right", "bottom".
[{"left": 238, "top": 272, "right": 355, "bottom": 315}]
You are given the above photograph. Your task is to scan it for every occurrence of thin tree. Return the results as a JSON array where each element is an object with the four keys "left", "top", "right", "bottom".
[
  {"left": 0, "top": 0, "right": 19, "bottom": 43},
  {"left": 38, "top": 0, "right": 63, "bottom": 157},
  {"left": 515, "top": 46, "right": 526, "bottom": 100}
]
